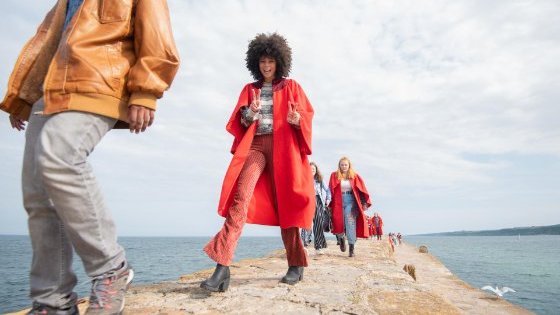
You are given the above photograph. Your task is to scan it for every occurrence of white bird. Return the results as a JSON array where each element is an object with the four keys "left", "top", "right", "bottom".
[{"left": 481, "top": 286, "right": 516, "bottom": 297}]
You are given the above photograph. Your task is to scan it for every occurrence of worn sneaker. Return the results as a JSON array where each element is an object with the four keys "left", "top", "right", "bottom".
[
  {"left": 27, "top": 302, "right": 79, "bottom": 315},
  {"left": 85, "top": 265, "right": 134, "bottom": 315}
]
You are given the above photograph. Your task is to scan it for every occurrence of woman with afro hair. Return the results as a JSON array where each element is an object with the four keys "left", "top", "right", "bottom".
[{"left": 201, "top": 33, "right": 315, "bottom": 291}]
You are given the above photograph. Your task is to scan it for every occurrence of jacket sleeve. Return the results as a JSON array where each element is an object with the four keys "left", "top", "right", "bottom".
[
  {"left": 355, "top": 174, "right": 372, "bottom": 209},
  {"left": 328, "top": 173, "right": 337, "bottom": 208},
  {"left": 127, "top": 0, "right": 180, "bottom": 109},
  {"left": 226, "top": 84, "right": 253, "bottom": 154},
  {"left": 323, "top": 180, "right": 332, "bottom": 206},
  {"left": 288, "top": 80, "right": 314, "bottom": 155}
]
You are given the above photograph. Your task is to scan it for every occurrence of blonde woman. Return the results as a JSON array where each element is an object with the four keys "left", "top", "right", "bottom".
[{"left": 328, "top": 157, "right": 372, "bottom": 257}]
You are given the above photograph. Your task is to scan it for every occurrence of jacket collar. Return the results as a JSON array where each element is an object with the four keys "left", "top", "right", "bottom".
[{"left": 252, "top": 78, "right": 287, "bottom": 92}]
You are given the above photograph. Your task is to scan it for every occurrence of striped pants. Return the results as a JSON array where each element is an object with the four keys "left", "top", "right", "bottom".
[
  {"left": 204, "top": 135, "right": 308, "bottom": 267},
  {"left": 312, "top": 195, "right": 328, "bottom": 249}
]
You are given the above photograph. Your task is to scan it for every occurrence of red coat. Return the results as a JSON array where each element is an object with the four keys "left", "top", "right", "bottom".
[
  {"left": 367, "top": 217, "right": 375, "bottom": 236},
  {"left": 217, "top": 79, "right": 315, "bottom": 229},
  {"left": 328, "top": 173, "right": 372, "bottom": 238},
  {"left": 372, "top": 216, "right": 383, "bottom": 235}
]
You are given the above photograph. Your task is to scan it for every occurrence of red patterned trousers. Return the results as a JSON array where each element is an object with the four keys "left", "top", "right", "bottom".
[{"left": 204, "top": 134, "right": 308, "bottom": 267}]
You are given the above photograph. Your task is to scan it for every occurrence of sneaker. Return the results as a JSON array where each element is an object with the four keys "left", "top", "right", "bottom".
[
  {"left": 27, "top": 302, "right": 79, "bottom": 315},
  {"left": 85, "top": 264, "right": 134, "bottom": 315},
  {"left": 315, "top": 249, "right": 324, "bottom": 255}
]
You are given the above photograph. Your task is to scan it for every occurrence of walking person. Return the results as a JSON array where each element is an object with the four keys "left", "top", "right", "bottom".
[
  {"left": 366, "top": 215, "right": 375, "bottom": 240},
  {"left": 309, "top": 162, "right": 331, "bottom": 255},
  {"left": 2, "top": 1, "right": 179, "bottom": 313},
  {"left": 301, "top": 227, "right": 313, "bottom": 248},
  {"left": 201, "top": 33, "right": 315, "bottom": 291},
  {"left": 328, "top": 157, "right": 372, "bottom": 257},
  {"left": 373, "top": 212, "right": 384, "bottom": 240}
]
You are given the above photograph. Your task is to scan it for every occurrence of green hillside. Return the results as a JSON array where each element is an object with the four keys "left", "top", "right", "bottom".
[{"left": 419, "top": 224, "right": 560, "bottom": 236}]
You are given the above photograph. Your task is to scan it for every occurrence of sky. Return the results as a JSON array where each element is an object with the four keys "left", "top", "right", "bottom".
[{"left": 0, "top": 0, "right": 558, "bottom": 237}]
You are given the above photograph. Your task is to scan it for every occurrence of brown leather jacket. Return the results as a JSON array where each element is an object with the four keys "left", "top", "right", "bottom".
[{"left": 0, "top": 0, "right": 180, "bottom": 126}]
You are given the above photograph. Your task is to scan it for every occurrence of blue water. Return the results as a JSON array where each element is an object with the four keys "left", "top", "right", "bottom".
[
  {"left": 406, "top": 235, "right": 560, "bottom": 315},
  {"left": 0, "top": 235, "right": 283, "bottom": 313},
  {"left": 1, "top": 235, "right": 558, "bottom": 314}
]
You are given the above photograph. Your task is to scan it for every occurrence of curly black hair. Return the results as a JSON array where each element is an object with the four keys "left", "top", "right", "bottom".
[{"left": 246, "top": 33, "right": 292, "bottom": 81}]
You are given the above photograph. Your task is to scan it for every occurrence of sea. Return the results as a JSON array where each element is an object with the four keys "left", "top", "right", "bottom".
[
  {"left": 405, "top": 235, "right": 560, "bottom": 315},
  {"left": 1, "top": 235, "right": 558, "bottom": 314}
]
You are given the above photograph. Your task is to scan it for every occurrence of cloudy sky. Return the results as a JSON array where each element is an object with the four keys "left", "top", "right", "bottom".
[{"left": 0, "top": 0, "right": 558, "bottom": 237}]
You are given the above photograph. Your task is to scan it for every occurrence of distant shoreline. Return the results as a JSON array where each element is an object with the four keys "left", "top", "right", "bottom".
[
  {"left": 3, "top": 224, "right": 559, "bottom": 238},
  {"left": 413, "top": 223, "right": 560, "bottom": 236}
]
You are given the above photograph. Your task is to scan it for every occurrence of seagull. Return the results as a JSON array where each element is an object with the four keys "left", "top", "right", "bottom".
[{"left": 481, "top": 286, "right": 516, "bottom": 297}]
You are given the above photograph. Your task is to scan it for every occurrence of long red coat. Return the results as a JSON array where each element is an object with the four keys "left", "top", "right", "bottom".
[
  {"left": 367, "top": 217, "right": 375, "bottom": 236},
  {"left": 372, "top": 215, "right": 383, "bottom": 235},
  {"left": 328, "top": 173, "right": 372, "bottom": 238},
  {"left": 217, "top": 79, "right": 315, "bottom": 229}
]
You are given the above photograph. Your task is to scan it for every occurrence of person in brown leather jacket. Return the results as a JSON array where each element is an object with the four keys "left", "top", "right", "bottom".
[{"left": 1, "top": 1, "right": 179, "bottom": 314}]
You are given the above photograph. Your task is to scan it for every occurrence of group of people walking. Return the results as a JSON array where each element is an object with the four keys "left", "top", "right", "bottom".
[
  {"left": 200, "top": 35, "right": 373, "bottom": 292},
  {"left": 367, "top": 212, "right": 385, "bottom": 240},
  {"left": 2, "top": 1, "right": 382, "bottom": 313},
  {"left": 302, "top": 158, "right": 377, "bottom": 259}
]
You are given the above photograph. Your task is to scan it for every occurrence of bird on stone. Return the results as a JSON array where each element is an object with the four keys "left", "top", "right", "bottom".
[{"left": 481, "top": 286, "right": 516, "bottom": 297}]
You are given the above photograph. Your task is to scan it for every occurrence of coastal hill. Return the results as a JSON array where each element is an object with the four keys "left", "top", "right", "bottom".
[
  {"left": 418, "top": 224, "right": 560, "bottom": 236},
  {"left": 10, "top": 240, "right": 531, "bottom": 314}
]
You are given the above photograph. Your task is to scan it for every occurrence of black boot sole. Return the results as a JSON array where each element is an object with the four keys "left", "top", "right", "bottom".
[
  {"left": 200, "top": 277, "right": 230, "bottom": 292},
  {"left": 281, "top": 273, "right": 303, "bottom": 285},
  {"left": 281, "top": 268, "right": 304, "bottom": 285}
]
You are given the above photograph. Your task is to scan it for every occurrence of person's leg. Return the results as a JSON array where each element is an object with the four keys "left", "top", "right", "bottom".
[
  {"left": 300, "top": 228, "right": 311, "bottom": 247},
  {"left": 203, "top": 149, "right": 266, "bottom": 266},
  {"left": 342, "top": 195, "right": 357, "bottom": 245},
  {"left": 337, "top": 202, "right": 347, "bottom": 251},
  {"left": 281, "top": 227, "right": 308, "bottom": 267},
  {"left": 312, "top": 198, "right": 327, "bottom": 250},
  {"left": 23, "top": 99, "right": 78, "bottom": 309},
  {"left": 36, "top": 108, "right": 125, "bottom": 277},
  {"left": 280, "top": 227, "right": 308, "bottom": 284}
]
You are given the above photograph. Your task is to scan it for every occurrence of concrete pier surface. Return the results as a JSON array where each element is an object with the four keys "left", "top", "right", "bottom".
[{"left": 9, "top": 239, "right": 532, "bottom": 314}]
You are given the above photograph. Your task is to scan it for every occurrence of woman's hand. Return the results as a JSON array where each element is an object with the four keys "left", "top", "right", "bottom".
[
  {"left": 287, "top": 101, "right": 300, "bottom": 126},
  {"left": 250, "top": 89, "right": 261, "bottom": 113},
  {"left": 9, "top": 115, "right": 26, "bottom": 131}
]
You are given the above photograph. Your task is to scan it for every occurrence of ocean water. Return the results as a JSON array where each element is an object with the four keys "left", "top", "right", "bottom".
[
  {"left": 406, "top": 235, "right": 560, "bottom": 315},
  {"left": 1, "top": 235, "right": 558, "bottom": 314},
  {"left": 0, "top": 235, "right": 283, "bottom": 313}
]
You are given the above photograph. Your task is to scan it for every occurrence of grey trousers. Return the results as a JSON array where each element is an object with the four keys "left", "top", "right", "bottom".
[{"left": 23, "top": 98, "right": 126, "bottom": 307}]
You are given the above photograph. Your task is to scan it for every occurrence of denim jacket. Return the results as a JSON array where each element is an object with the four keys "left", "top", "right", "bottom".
[{"left": 314, "top": 180, "right": 331, "bottom": 208}]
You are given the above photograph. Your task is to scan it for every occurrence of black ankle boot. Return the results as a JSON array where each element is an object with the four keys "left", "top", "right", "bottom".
[
  {"left": 281, "top": 266, "right": 304, "bottom": 285},
  {"left": 349, "top": 244, "right": 355, "bottom": 257},
  {"left": 200, "top": 264, "right": 230, "bottom": 292},
  {"left": 339, "top": 235, "right": 346, "bottom": 252}
]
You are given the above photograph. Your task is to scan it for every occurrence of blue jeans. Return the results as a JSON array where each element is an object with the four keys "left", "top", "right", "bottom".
[
  {"left": 23, "top": 99, "right": 126, "bottom": 307},
  {"left": 342, "top": 193, "right": 358, "bottom": 245}
]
